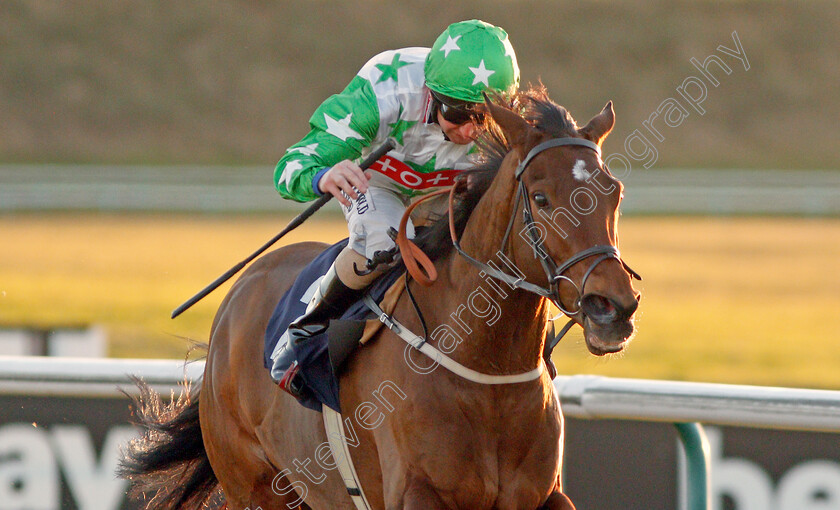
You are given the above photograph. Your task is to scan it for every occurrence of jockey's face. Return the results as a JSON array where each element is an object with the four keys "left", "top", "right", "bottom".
[{"left": 437, "top": 111, "right": 479, "bottom": 145}]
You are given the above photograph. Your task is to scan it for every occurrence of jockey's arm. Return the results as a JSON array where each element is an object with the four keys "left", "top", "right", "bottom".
[
  {"left": 274, "top": 75, "right": 382, "bottom": 203},
  {"left": 314, "top": 160, "right": 371, "bottom": 207}
]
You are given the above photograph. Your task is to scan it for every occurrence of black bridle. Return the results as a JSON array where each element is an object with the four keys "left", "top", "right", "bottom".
[{"left": 451, "top": 137, "right": 642, "bottom": 349}]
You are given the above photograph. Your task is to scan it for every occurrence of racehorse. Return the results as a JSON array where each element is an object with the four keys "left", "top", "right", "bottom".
[{"left": 120, "top": 86, "right": 641, "bottom": 510}]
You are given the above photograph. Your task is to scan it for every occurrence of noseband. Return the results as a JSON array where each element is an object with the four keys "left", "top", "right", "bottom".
[{"left": 451, "top": 137, "right": 641, "bottom": 338}]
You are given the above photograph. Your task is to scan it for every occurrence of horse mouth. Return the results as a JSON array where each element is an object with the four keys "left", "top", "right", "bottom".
[{"left": 583, "top": 317, "right": 635, "bottom": 356}]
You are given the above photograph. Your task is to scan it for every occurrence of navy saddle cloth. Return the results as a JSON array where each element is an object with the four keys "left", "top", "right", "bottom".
[{"left": 263, "top": 239, "right": 401, "bottom": 413}]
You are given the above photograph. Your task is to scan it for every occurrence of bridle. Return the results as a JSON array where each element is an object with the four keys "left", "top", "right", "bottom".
[
  {"left": 378, "top": 135, "right": 643, "bottom": 383},
  {"left": 449, "top": 136, "right": 641, "bottom": 343}
]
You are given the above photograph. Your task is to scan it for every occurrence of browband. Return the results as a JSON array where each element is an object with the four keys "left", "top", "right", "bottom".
[{"left": 515, "top": 137, "right": 601, "bottom": 179}]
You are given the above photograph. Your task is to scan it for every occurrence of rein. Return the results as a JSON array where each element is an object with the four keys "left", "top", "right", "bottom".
[
  {"left": 396, "top": 187, "right": 451, "bottom": 286},
  {"left": 376, "top": 186, "right": 548, "bottom": 385},
  {"left": 452, "top": 137, "right": 639, "bottom": 307},
  {"left": 447, "top": 137, "right": 641, "bottom": 348},
  {"left": 379, "top": 136, "right": 642, "bottom": 384}
]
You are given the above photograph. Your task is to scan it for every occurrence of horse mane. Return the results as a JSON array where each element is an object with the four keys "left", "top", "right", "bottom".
[{"left": 404, "top": 85, "right": 579, "bottom": 266}]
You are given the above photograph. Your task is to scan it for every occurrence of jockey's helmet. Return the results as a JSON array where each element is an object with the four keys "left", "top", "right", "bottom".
[{"left": 425, "top": 20, "right": 520, "bottom": 105}]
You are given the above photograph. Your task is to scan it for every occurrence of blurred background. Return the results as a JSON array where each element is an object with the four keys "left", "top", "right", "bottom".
[{"left": 1, "top": 0, "right": 839, "bottom": 388}]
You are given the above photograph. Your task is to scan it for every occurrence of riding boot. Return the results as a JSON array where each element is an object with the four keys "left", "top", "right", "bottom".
[{"left": 272, "top": 264, "right": 365, "bottom": 397}]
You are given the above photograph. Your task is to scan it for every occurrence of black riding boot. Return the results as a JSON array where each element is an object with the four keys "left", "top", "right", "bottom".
[{"left": 273, "top": 265, "right": 364, "bottom": 397}]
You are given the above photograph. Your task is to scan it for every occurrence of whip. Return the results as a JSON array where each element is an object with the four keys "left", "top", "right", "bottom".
[{"left": 171, "top": 141, "right": 394, "bottom": 318}]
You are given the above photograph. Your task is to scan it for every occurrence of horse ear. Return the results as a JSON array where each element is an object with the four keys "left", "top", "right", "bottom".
[
  {"left": 579, "top": 101, "right": 615, "bottom": 146},
  {"left": 484, "top": 93, "right": 532, "bottom": 146}
]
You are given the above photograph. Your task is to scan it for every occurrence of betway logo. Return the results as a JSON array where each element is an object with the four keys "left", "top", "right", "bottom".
[
  {"left": 679, "top": 427, "right": 840, "bottom": 509},
  {"left": 369, "top": 155, "right": 459, "bottom": 190},
  {"left": 0, "top": 423, "right": 137, "bottom": 510}
]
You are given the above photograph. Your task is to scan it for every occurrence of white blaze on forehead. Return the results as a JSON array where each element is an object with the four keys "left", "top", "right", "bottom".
[{"left": 572, "top": 159, "right": 592, "bottom": 181}]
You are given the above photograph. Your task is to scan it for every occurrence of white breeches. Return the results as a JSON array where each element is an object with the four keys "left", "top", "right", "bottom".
[{"left": 343, "top": 187, "right": 415, "bottom": 260}]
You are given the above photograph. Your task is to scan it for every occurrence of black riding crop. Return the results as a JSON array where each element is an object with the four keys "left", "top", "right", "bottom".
[{"left": 171, "top": 140, "right": 394, "bottom": 319}]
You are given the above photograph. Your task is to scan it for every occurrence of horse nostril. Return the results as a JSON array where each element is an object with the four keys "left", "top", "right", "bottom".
[
  {"left": 582, "top": 294, "right": 638, "bottom": 324},
  {"left": 623, "top": 296, "right": 640, "bottom": 319},
  {"left": 581, "top": 294, "right": 617, "bottom": 325}
]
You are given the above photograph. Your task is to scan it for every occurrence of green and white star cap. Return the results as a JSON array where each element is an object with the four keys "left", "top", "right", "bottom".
[{"left": 425, "top": 19, "right": 520, "bottom": 103}]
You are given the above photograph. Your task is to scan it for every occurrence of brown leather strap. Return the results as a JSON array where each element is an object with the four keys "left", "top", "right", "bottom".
[
  {"left": 396, "top": 187, "right": 452, "bottom": 286},
  {"left": 448, "top": 184, "right": 460, "bottom": 246}
]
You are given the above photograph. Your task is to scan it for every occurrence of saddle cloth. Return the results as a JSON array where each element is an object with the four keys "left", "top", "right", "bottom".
[{"left": 263, "top": 239, "right": 402, "bottom": 413}]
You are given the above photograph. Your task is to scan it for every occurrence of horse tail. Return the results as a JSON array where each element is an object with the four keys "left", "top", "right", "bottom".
[{"left": 119, "top": 377, "right": 222, "bottom": 510}]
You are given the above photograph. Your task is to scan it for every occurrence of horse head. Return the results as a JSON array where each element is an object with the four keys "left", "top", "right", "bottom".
[{"left": 483, "top": 91, "right": 641, "bottom": 355}]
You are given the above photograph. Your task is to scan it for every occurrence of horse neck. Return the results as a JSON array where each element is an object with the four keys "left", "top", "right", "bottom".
[{"left": 423, "top": 165, "right": 549, "bottom": 373}]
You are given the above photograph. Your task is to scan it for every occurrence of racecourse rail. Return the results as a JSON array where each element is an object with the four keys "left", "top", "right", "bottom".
[
  {"left": 4, "top": 357, "right": 838, "bottom": 431},
  {"left": 2, "top": 166, "right": 839, "bottom": 215},
  {"left": 3, "top": 356, "right": 840, "bottom": 509}
]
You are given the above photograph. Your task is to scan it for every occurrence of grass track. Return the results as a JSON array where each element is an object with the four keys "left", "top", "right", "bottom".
[{"left": 1, "top": 213, "right": 838, "bottom": 389}]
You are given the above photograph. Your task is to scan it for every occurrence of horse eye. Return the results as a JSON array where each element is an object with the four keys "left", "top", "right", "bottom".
[{"left": 532, "top": 192, "right": 549, "bottom": 208}]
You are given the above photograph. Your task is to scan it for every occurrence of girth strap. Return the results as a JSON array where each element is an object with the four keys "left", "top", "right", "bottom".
[{"left": 323, "top": 407, "right": 372, "bottom": 510}]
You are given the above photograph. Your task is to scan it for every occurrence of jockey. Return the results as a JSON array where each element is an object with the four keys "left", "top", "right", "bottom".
[{"left": 271, "top": 20, "right": 520, "bottom": 396}]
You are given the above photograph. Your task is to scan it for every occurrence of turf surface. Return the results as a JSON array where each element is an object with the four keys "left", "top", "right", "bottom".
[{"left": 1, "top": 213, "right": 838, "bottom": 389}]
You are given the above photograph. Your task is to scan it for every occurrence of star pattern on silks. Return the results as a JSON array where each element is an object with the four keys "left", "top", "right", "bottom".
[
  {"left": 439, "top": 35, "right": 461, "bottom": 57},
  {"left": 504, "top": 41, "right": 516, "bottom": 61},
  {"left": 375, "top": 53, "right": 410, "bottom": 84},
  {"left": 469, "top": 59, "right": 495, "bottom": 86},
  {"left": 388, "top": 106, "right": 417, "bottom": 145},
  {"left": 420, "top": 153, "right": 442, "bottom": 172},
  {"left": 287, "top": 142, "right": 319, "bottom": 156},
  {"left": 279, "top": 159, "right": 303, "bottom": 187},
  {"left": 324, "top": 113, "right": 363, "bottom": 141}
]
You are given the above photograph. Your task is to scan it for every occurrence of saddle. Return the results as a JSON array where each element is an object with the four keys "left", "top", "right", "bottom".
[
  {"left": 265, "top": 189, "right": 447, "bottom": 413},
  {"left": 264, "top": 186, "right": 568, "bottom": 412}
]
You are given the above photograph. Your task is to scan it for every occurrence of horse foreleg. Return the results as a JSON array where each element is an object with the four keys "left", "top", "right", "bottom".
[{"left": 541, "top": 491, "right": 576, "bottom": 510}]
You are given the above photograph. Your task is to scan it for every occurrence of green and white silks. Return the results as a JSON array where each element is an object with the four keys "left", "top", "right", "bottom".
[
  {"left": 275, "top": 47, "right": 478, "bottom": 202},
  {"left": 275, "top": 20, "right": 519, "bottom": 202}
]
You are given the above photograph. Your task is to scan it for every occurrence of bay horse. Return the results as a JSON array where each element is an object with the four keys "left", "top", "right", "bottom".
[{"left": 121, "top": 86, "right": 640, "bottom": 510}]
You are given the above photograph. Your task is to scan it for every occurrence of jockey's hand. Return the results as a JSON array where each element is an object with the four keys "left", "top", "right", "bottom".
[{"left": 318, "top": 160, "right": 372, "bottom": 207}]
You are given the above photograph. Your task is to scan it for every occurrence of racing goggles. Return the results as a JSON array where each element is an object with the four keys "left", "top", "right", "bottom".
[{"left": 432, "top": 92, "right": 485, "bottom": 125}]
